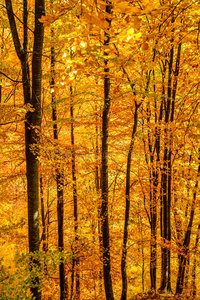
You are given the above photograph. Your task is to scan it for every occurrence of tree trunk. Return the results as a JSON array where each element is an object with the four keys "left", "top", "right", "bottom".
[
  {"left": 70, "top": 84, "right": 80, "bottom": 300},
  {"left": 120, "top": 68, "right": 140, "bottom": 299},
  {"left": 191, "top": 223, "right": 200, "bottom": 297},
  {"left": 159, "top": 45, "right": 174, "bottom": 293},
  {"left": 40, "top": 176, "right": 47, "bottom": 252},
  {"left": 100, "top": 3, "right": 114, "bottom": 300},
  {"left": 50, "top": 42, "right": 66, "bottom": 300},
  {"left": 121, "top": 104, "right": 139, "bottom": 300},
  {"left": 94, "top": 105, "right": 103, "bottom": 295},
  {"left": 176, "top": 152, "right": 200, "bottom": 294},
  {"left": 5, "top": 0, "right": 44, "bottom": 298},
  {"left": 160, "top": 42, "right": 181, "bottom": 293}
]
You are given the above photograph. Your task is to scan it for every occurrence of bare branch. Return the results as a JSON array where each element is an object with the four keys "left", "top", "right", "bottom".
[{"left": 0, "top": 71, "right": 23, "bottom": 83}]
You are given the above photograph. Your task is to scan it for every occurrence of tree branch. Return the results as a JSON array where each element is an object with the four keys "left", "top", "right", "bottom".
[
  {"left": 5, "top": 0, "right": 24, "bottom": 60},
  {"left": 0, "top": 71, "right": 23, "bottom": 83}
]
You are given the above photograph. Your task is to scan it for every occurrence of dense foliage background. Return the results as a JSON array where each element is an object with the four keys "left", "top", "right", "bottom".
[{"left": 0, "top": 0, "right": 200, "bottom": 299}]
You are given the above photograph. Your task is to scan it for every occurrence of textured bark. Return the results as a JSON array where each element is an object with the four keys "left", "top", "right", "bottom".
[
  {"left": 70, "top": 85, "right": 80, "bottom": 300},
  {"left": 120, "top": 69, "right": 140, "bottom": 299},
  {"left": 94, "top": 108, "right": 103, "bottom": 295},
  {"left": 100, "top": 3, "right": 114, "bottom": 300},
  {"left": 57, "top": 171, "right": 65, "bottom": 299},
  {"left": 176, "top": 152, "right": 200, "bottom": 294},
  {"left": 160, "top": 43, "right": 181, "bottom": 293},
  {"left": 149, "top": 167, "right": 158, "bottom": 291},
  {"left": 6, "top": 0, "right": 44, "bottom": 298},
  {"left": 40, "top": 176, "right": 47, "bottom": 252},
  {"left": 142, "top": 68, "right": 158, "bottom": 291},
  {"left": 51, "top": 43, "right": 66, "bottom": 300},
  {"left": 121, "top": 104, "right": 140, "bottom": 300},
  {"left": 28, "top": 0, "right": 44, "bottom": 298}
]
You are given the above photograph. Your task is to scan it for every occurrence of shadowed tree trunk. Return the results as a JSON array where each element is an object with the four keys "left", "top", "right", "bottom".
[
  {"left": 40, "top": 176, "right": 48, "bottom": 252},
  {"left": 70, "top": 84, "right": 80, "bottom": 300},
  {"left": 94, "top": 104, "right": 103, "bottom": 295},
  {"left": 120, "top": 66, "right": 141, "bottom": 300},
  {"left": 50, "top": 41, "right": 66, "bottom": 299},
  {"left": 120, "top": 102, "right": 140, "bottom": 300},
  {"left": 191, "top": 223, "right": 200, "bottom": 297},
  {"left": 160, "top": 42, "right": 181, "bottom": 293},
  {"left": 176, "top": 151, "right": 200, "bottom": 295},
  {"left": 100, "top": 2, "right": 114, "bottom": 300},
  {"left": 5, "top": 0, "right": 44, "bottom": 298}
]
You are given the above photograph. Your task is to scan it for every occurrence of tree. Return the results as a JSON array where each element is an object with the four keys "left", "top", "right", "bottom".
[
  {"left": 5, "top": 0, "right": 44, "bottom": 298},
  {"left": 176, "top": 150, "right": 200, "bottom": 294},
  {"left": 50, "top": 36, "right": 66, "bottom": 299},
  {"left": 100, "top": 2, "right": 114, "bottom": 299},
  {"left": 120, "top": 67, "right": 141, "bottom": 300}
]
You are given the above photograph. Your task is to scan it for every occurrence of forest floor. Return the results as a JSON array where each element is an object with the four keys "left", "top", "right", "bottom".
[{"left": 131, "top": 292, "right": 196, "bottom": 300}]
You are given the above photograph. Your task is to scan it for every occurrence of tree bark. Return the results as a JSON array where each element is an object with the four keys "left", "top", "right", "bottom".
[
  {"left": 40, "top": 176, "right": 47, "bottom": 252},
  {"left": 120, "top": 68, "right": 141, "bottom": 299},
  {"left": 70, "top": 84, "right": 80, "bottom": 300},
  {"left": 176, "top": 151, "right": 200, "bottom": 294},
  {"left": 94, "top": 105, "right": 103, "bottom": 295},
  {"left": 5, "top": 0, "right": 44, "bottom": 298},
  {"left": 121, "top": 103, "right": 140, "bottom": 300},
  {"left": 160, "top": 42, "right": 181, "bottom": 293},
  {"left": 50, "top": 42, "right": 66, "bottom": 300},
  {"left": 100, "top": 3, "right": 114, "bottom": 300}
]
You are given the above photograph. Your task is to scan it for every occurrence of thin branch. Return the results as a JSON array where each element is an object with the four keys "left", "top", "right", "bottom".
[
  {"left": 2, "top": 3, "right": 34, "bottom": 34},
  {"left": 0, "top": 71, "right": 23, "bottom": 83},
  {"left": 0, "top": 118, "right": 25, "bottom": 126}
]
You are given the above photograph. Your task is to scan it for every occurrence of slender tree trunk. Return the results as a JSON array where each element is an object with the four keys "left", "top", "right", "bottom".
[
  {"left": 147, "top": 95, "right": 159, "bottom": 292},
  {"left": 159, "top": 45, "right": 174, "bottom": 292},
  {"left": 6, "top": 0, "right": 44, "bottom": 298},
  {"left": 100, "top": 3, "right": 114, "bottom": 300},
  {"left": 141, "top": 68, "right": 158, "bottom": 291},
  {"left": 176, "top": 152, "right": 200, "bottom": 294},
  {"left": 149, "top": 166, "right": 158, "bottom": 291},
  {"left": 191, "top": 223, "right": 200, "bottom": 297},
  {"left": 40, "top": 176, "right": 47, "bottom": 252},
  {"left": 70, "top": 85, "right": 80, "bottom": 300},
  {"left": 94, "top": 105, "right": 103, "bottom": 295},
  {"left": 160, "top": 42, "right": 181, "bottom": 292},
  {"left": 121, "top": 102, "right": 140, "bottom": 300},
  {"left": 50, "top": 43, "right": 66, "bottom": 300}
]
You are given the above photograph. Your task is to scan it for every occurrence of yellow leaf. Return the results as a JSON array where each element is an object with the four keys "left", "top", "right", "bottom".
[
  {"left": 133, "top": 16, "right": 141, "bottom": 30},
  {"left": 116, "top": 2, "right": 130, "bottom": 13}
]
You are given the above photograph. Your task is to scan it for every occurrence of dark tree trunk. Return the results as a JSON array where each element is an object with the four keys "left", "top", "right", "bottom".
[
  {"left": 5, "top": 0, "right": 44, "bottom": 298},
  {"left": 100, "top": 3, "right": 114, "bottom": 300},
  {"left": 70, "top": 85, "right": 80, "bottom": 300},
  {"left": 191, "top": 223, "right": 200, "bottom": 297},
  {"left": 141, "top": 68, "right": 158, "bottom": 291},
  {"left": 149, "top": 167, "right": 158, "bottom": 291},
  {"left": 120, "top": 67, "right": 141, "bottom": 300},
  {"left": 121, "top": 102, "right": 140, "bottom": 300},
  {"left": 40, "top": 176, "right": 47, "bottom": 252},
  {"left": 159, "top": 45, "right": 173, "bottom": 293},
  {"left": 94, "top": 105, "right": 103, "bottom": 295},
  {"left": 176, "top": 152, "right": 200, "bottom": 294},
  {"left": 50, "top": 43, "right": 66, "bottom": 300},
  {"left": 160, "top": 43, "right": 181, "bottom": 293},
  {"left": 28, "top": 1, "right": 44, "bottom": 298},
  {"left": 57, "top": 171, "right": 65, "bottom": 299}
]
